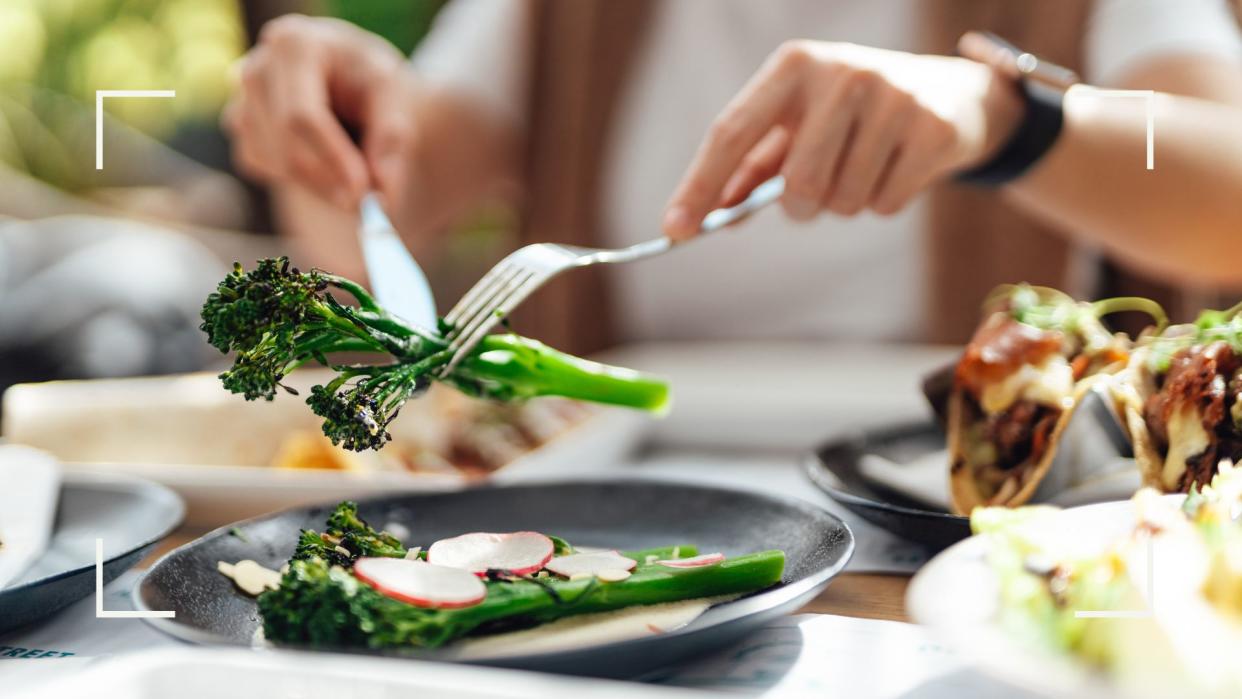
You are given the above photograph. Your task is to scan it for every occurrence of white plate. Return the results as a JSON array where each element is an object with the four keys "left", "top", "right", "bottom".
[
  {"left": 0, "top": 470, "right": 184, "bottom": 633},
  {"left": 3, "top": 372, "right": 651, "bottom": 526},
  {"left": 907, "top": 496, "right": 1184, "bottom": 699},
  {"left": 0, "top": 446, "right": 60, "bottom": 589},
  {"left": 10, "top": 646, "right": 703, "bottom": 699}
]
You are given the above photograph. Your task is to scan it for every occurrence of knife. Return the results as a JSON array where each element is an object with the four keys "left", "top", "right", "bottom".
[{"left": 357, "top": 192, "right": 439, "bottom": 333}]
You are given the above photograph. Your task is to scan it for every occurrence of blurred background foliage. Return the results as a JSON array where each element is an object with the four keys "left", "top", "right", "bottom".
[{"left": 0, "top": 0, "right": 445, "bottom": 200}]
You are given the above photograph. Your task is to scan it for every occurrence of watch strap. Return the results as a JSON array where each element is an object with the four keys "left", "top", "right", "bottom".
[{"left": 955, "top": 79, "right": 1065, "bottom": 187}]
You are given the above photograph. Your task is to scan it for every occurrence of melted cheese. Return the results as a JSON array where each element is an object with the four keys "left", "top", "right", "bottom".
[
  {"left": 1162, "top": 405, "right": 1211, "bottom": 490},
  {"left": 980, "top": 355, "right": 1075, "bottom": 415}
]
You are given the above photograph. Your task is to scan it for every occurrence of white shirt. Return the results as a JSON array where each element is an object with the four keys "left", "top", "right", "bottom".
[{"left": 415, "top": 0, "right": 1242, "bottom": 342}]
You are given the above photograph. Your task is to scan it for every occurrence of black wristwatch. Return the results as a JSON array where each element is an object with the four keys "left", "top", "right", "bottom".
[{"left": 955, "top": 32, "right": 1080, "bottom": 187}]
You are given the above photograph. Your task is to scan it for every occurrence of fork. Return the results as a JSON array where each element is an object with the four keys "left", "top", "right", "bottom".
[{"left": 439, "top": 175, "right": 786, "bottom": 374}]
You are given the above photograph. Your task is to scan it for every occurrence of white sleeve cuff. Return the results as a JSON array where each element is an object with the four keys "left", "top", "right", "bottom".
[
  {"left": 1086, "top": 0, "right": 1242, "bottom": 86},
  {"left": 410, "top": 0, "right": 529, "bottom": 126}
]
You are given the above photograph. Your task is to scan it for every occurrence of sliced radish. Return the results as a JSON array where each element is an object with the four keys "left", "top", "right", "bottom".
[
  {"left": 426, "top": 531, "right": 554, "bottom": 575},
  {"left": 545, "top": 550, "right": 638, "bottom": 578},
  {"left": 573, "top": 546, "right": 613, "bottom": 554},
  {"left": 655, "top": 553, "right": 726, "bottom": 568},
  {"left": 354, "top": 557, "right": 486, "bottom": 609}
]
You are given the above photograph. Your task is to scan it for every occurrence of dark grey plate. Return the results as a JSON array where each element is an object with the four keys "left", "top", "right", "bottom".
[
  {"left": 804, "top": 422, "right": 970, "bottom": 554},
  {"left": 0, "top": 471, "right": 185, "bottom": 633},
  {"left": 135, "top": 479, "right": 853, "bottom": 678}
]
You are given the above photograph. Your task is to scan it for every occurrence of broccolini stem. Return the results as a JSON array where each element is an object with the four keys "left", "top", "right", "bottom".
[
  {"left": 397, "top": 549, "right": 784, "bottom": 647},
  {"left": 325, "top": 275, "right": 381, "bottom": 313},
  {"left": 1091, "top": 297, "right": 1168, "bottom": 332},
  {"left": 453, "top": 335, "right": 670, "bottom": 412}
]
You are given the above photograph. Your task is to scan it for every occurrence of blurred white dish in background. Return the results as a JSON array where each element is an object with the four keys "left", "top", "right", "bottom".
[
  {"left": 1, "top": 371, "right": 649, "bottom": 526},
  {"left": 599, "top": 342, "right": 954, "bottom": 451},
  {"left": 0, "top": 445, "right": 61, "bottom": 589}
]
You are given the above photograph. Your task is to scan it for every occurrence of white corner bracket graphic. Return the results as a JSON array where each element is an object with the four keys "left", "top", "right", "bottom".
[
  {"left": 95, "top": 89, "right": 176, "bottom": 170},
  {"left": 1068, "top": 86, "right": 1155, "bottom": 170},
  {"left": 96, "top": 538, "right": 174, "bottom": 619}
]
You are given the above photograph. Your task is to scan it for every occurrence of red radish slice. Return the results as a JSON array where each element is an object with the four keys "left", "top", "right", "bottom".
[
  {"left": 655, "top": 553, "right": 726, "bottom": 568},
  {"left": 354, "top": 557, "right": 486, "bottom": 609},
  {"left": 427, "top": 532, "right": 554, "bottom": 575},
  {"left": 545, "top": 551, "right": 637, "bottom": 578}
]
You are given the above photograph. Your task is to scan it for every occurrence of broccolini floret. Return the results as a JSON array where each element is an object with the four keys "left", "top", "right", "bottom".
[{"left": 200, "top": 258, "right": 670, "bottom": 450}]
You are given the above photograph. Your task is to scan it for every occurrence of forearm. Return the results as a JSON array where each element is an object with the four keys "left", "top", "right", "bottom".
[{"left": 1005, "top": 89, "right": 1242, "bottom": 288}]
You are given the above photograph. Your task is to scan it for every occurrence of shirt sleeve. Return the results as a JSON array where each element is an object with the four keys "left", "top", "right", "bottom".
[
  {"left": 1085, "top": 0, "right": 1242, "bottom": 85},
  {"left": 410, "top": 0, "right": 529, "bottom": 126}
]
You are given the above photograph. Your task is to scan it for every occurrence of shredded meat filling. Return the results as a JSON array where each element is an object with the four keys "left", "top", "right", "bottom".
[
  {"left": 954, "top": 313, "right": 1068, "bottom": 475},
  {"left": 986, "top": 400, "right": 1061, "bottom": 472},
  {"left": 1144, "top": 342, "right": 1242, "bottom": 491}
]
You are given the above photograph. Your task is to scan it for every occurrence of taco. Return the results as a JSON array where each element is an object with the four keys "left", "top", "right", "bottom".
[
  {"left": 947, "top": 285, "right": 1161, "bottom": 514},
  {"left": 1113, "top": 306, "right": 1242, "bottom": 493}
]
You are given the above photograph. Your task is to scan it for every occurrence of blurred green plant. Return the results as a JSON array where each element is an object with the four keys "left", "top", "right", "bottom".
[
  {"left": 0, "top": 0, "right": 245, "bottom": 191},
  {"left": 323, "top": 0, "right": 446, "bottom": 56},
  {"left": 0, "top": 0, "right": 448, "bottom": 193},
  {"left": 3, "top": 0, "right": 245, "bottom": 138}
]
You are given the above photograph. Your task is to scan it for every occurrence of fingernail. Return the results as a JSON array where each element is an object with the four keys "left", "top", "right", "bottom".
[
  {"left": 663, "top": 206, "right": 695, "bottom": 237},
  {"left": 785, "top": 195, "right": 816, "bottom": 221}
]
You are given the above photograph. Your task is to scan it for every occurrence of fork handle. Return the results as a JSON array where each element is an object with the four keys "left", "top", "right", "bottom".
[
  {"left": 697, "top": 175, "right": 785, "bottom": 234},
  {"left": 616, "top": 175, "right": 787, "bottom": 263}
]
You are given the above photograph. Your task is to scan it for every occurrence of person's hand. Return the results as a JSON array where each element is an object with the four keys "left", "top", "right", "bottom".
[
  {"left": 222, "top": 15, "right": 416, "bottom": 211},
  {"left": 663, "top": 41, "right": 1024, "bottom": 238}
]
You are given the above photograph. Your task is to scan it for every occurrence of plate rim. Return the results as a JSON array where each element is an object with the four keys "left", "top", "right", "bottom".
[
  {"left": 2, "top": 470, "right": 185, "bottom": 595},
  {"left": 802, "top": 421, "right": 967, "bottom": 524},
  {"left": 132, "top": 477, "right": 855, "bottom": 661}
]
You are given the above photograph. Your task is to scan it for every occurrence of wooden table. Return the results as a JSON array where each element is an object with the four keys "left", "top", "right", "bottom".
[{"left": 142, "top": 528, "right": 912, "bottom": 622}]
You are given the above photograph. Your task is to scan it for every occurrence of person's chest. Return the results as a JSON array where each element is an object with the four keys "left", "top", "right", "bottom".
[{"left": 600, "top": 0, "right": 926, "bottom": 342}]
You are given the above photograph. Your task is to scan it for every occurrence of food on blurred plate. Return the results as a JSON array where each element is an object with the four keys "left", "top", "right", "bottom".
[
  {"left": 242, "top": 502, "right": 784, "bottom": 649},
  {"left": 1110, "top": 304, "right": 1242, "bottom": 493},
  {"left": 947, "top": 285, "right": 1164, "bottom": 513},
  {"left": 973, "top": 462, "right": 1242, "bottom": 695},
  {"left": 266, "top": 393, "right": 592, "bottom": 476},
  {"left": 200, "top": 258, "right": 670, "bottom": 451}
]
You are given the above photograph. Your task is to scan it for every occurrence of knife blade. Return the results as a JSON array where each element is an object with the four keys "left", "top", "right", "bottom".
[{"left": 357, "top": 193, "right": 438, "bottom": 333}]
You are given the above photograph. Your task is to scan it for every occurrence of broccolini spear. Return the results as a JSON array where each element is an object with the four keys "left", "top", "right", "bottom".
[
  {"left": 261, "top": 544, "right": 785, "bottom": 649},
  {"left": 259, "top": 501, "right": 786, "bottom": 649},
  {"left": 201, "top": 258, "right": 670, "bottom": 451}
]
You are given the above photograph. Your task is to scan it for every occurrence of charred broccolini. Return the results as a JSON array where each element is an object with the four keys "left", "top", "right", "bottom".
[
  {"left": 258, "top": 502, "right": 785, "bottom": 649},
  {"left": 200, "top": 258, "right": 670, "bottom": 451}
]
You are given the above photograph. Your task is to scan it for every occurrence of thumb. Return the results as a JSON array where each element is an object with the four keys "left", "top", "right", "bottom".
[{"left": 363, "top": 106, "right": 416, "bottom": 211}]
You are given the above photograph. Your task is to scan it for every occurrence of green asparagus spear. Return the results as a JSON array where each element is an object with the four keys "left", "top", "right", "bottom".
[
  {"left": 258, "top": 546, "right": 784, "bottom": 649},
  {"left": 258, "top": 502, "right": 784, "bottom": 649}
]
